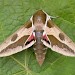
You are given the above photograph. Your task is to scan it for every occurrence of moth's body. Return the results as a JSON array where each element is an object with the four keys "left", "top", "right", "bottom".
[
  {"left": 0, "top": 10, "right": 75, "bottom": 66},
  {"left": 32, "top": 11, "right": 48, "bottom": 65},
  {"left": 34, "top": 30, "right": 47, "bottom": 65}
]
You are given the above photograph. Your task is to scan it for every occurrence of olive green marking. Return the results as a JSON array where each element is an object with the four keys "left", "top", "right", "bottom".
[
  {"left": 59, "top": 33, "right": 65, "bottom": 41},
  {"left": 11, "top": 34, "right": 18, "bottom": 41}
]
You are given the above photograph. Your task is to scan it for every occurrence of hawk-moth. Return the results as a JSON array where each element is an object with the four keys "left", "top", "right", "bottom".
[{"left": 0, "top": 10, "right": 75, "bottom": 66}]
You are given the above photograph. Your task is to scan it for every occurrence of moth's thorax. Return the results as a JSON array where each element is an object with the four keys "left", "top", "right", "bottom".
[
  {"left": 34, "top": 25, "right": 44, "bottom": 31},
  {"left": 34, "top": 30, "right": 43, "bottom": 45}
]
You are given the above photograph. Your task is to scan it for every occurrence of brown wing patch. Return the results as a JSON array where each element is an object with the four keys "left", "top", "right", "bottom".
[
  {"left": 48, "top": 35, "right": 75, "bottom": 54},
  {"left": 25, "top": 21, "right": 32, "bottom": 28},
  {"left": 0, "top": 35, "right": 29, "bottom": 54},
  {"left": 59, "top": 33, "right": 65, "bottom": 41},
  {"left": 11, "top": 34, "right": 18, "bottom": 41},
  {"left": 47, "top": 20, "right": 54, "bottom": 28}
]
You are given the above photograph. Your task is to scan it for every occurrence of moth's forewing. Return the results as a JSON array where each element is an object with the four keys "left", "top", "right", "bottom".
[
  {"left": 0, "top": 20, "right": 35, "bottom": 57},
  {"left": 42, "top": 19, "right": 75, "bottom": 56}
]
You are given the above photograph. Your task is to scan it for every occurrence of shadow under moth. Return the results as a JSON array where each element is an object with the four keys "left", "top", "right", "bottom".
[{"left": 0, "top": 10, "right": 75, "bottom": 66}]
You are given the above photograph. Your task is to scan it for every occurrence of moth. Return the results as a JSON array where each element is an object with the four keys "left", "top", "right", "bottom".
[{"left": 0, "top": 10, "right": 75, "bottom": 66}]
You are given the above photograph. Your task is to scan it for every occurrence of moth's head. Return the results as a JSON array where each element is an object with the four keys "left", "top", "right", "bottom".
[
  {"left": 32, "top": 10, "right": 47, "bottom": 31},
  {"left": 33, "top": 10, "right": 46, "bottom": 24}
]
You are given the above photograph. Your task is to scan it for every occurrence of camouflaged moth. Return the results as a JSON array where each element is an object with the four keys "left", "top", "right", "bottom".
[{"left": 0, "top": 10, "right": 75, "bottom": 66}]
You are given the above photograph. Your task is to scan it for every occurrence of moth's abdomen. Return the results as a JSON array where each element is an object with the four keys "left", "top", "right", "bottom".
[
  {"left": 34, "top": 43, "right": 47, "bottom": 66},
  {"left": 34, "top": 31, "right": 47, "bottom": 65}
]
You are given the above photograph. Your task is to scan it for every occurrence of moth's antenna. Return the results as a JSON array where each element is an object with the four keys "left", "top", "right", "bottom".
[{"left": 50, "top": 16, "right": 59, "bottom": 19}]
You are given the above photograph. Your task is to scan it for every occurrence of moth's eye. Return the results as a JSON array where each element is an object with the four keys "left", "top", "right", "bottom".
[
  {"left": 59, "top": 33, "right": 65, "bottom": 41},
  {"left": 11, "top": 34, "right": 18, "bottom": 41},
  {"left": 34, "top": 30, "right": 36, "bottom": 32},
  {"left": 40, "top": 30, "right": 44, "bottom": 33}
]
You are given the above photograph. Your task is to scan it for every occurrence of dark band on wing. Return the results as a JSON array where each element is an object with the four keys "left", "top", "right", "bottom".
[
  {"left": 0, "top": 35, "right": 29, "bottom": 54},
  {"left": 48, "top": 35, "right": 75, "bottom": 54},
  {"left": 25, "top": 39, "right": 35, "bottom": 45},
  {"left": 43, "top": 38, "right": 50, "bottom": 44}
]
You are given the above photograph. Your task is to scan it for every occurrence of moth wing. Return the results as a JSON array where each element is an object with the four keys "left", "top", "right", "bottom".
[
  {"left": 42, "top": 20, "right": 75, "bottom": 56},
  {"left": 0, "top": 21, "right": 35, "bottom": 57}
]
